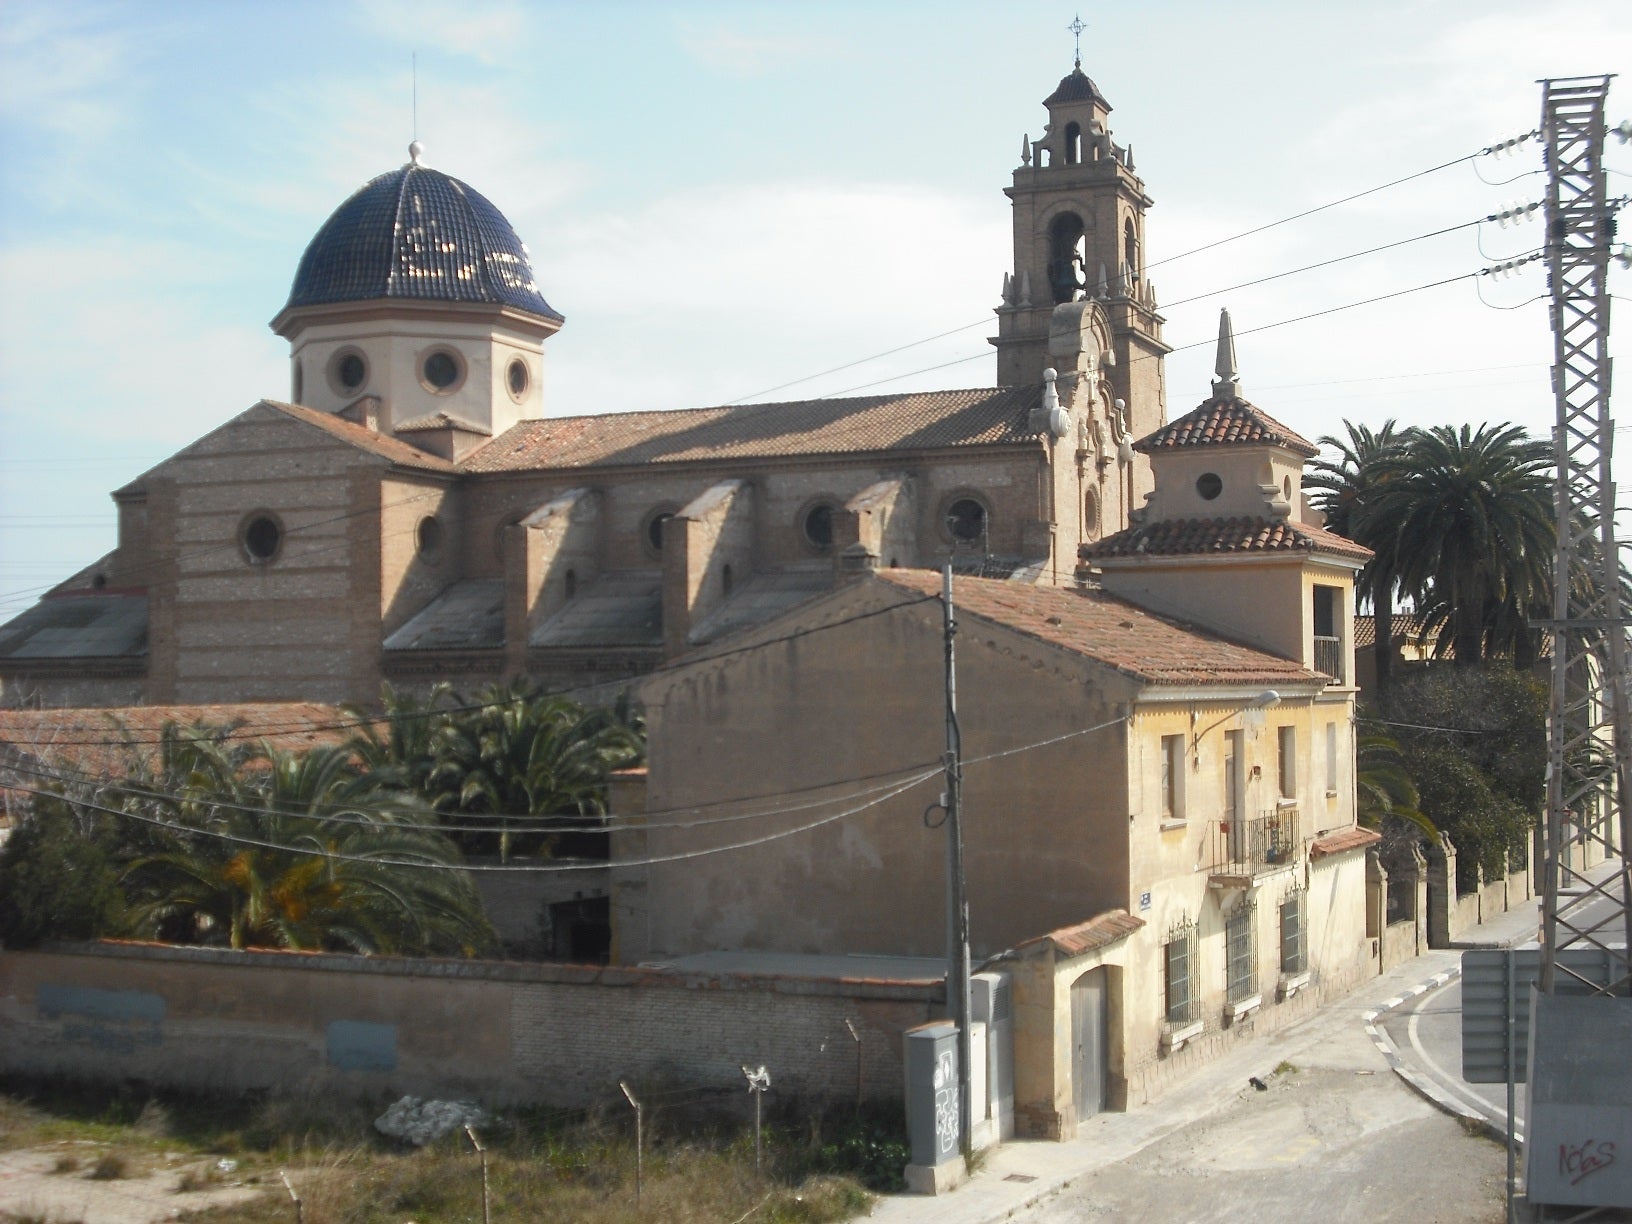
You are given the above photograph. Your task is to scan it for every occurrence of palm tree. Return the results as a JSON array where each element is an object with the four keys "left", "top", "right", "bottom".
[
  {"left": 425, "top": 684, "right": 646, "bottom": 861},
  {"left": 120, "top": 725, "right": 495, "bottom": 956},
  {"left": 1371, "top": 424, "right": 1553, "bottom": 668},
  {"left": 1306, "top": 420, "right": 1407, "bottom": 691}
]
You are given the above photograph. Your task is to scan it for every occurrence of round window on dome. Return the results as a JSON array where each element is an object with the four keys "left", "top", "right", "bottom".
[
  {"left": 1197, "top": 472, "right": 1223, "bottom": 501},
  {"left": 328, "top": 349, "right": 368, "bottom": 396},
  {"left": 506, "top": 357, "right": 530, "bottom": 401},
  {"left": 421, "top": 349, "right": 464, "bottom": 393},
  {"left": 240, "top": 512, "right": 284, "bottom": 565}
]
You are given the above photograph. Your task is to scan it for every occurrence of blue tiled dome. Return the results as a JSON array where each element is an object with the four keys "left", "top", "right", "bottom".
[{"left": 284, "top": 161, "right": 562, "bottom": 320}]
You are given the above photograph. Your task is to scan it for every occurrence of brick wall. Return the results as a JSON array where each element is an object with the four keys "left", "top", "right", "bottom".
[{"left": 0, "top": 943, "right": 937, "bottom": 1109}]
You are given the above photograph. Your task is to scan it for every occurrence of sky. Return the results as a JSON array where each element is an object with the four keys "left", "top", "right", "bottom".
[{"left": 0, "top": 0, "right": 1629, "bottom": 616}]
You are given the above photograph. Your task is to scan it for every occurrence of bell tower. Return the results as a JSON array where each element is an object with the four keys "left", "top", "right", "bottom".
[{"left": 993, "top": 53, "right": 1168, "bottom": 439}]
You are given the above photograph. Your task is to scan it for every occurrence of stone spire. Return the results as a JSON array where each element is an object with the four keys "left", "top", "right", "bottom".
[{"left": 1211, "top": 308, "right": 1241, "bottom": 400}]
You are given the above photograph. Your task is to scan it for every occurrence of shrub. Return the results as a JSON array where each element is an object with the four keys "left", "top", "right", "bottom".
[{"left": 0, "top": 800, "right": 126, "bottom": 948}]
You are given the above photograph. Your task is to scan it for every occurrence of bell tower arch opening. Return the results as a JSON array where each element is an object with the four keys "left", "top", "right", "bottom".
[
  {"left": 1064, "top": 121, "right": 1083, "bottom": 165},
  {"left": 1049, "top": 212, "right": 1087, "bottom": 304}
]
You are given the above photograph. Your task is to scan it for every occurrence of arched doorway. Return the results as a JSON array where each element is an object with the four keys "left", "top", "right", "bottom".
[{"left": 1070, "top": 966, "right": 1109, "bottom": 1121}]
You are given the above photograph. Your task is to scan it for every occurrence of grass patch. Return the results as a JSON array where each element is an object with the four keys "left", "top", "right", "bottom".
[{"left": 1274, "top": 1061, "right": 1298, "bottom": 1076}]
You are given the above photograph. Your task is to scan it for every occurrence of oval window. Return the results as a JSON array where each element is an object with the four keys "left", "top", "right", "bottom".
[
  {"left": 423, "top": 350, "right": 461, "bottom": 391},
  {"left": 242, "top": 514, "right": 282, "bottom": 564},
  {"left": 802, "top": 502, "right": 835, "bottom": 550},
  {"left": 946, "top": 497, "right": 988, "bottom": 543},
  {"left": 645, "top": 511, "right": 674, "bottom": 554},
  {"left": 507, "top": 357, "right": 529, "bottom": 398},
  {"left": 1197, "top": 473, "right": 1223, "bottom": 501}
]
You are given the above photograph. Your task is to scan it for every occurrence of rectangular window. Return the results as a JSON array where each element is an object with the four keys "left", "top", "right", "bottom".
[
  {"left": 1280, "top": 891, "right": 1307, "bottom": 975},
  {"left": 1223, "top": 730, "right": 1242, "bottom": 822},
  {"left": 1164, "top": 918, "right": 1198, "bottom": 1025},
  {"left": 1161, "top": 734, "right": 1183, "bottom": 820},
  {"left": 1277, "top": 726, "right": 1297, "bottom": 801},
  {"left": 1226, "top": 900, "right": 1258, "bottom": 1004},
  {"left": 1313, "top": 585, "right": 1343, "bottom": 682},
  {"left": 1325, "top": 722, "right": 1338, "bottom": 794}
]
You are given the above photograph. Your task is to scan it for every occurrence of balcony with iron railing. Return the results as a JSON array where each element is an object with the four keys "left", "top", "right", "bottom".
[
  {"left": 1209, "top": 807, "right": 1300, "bottom": 887},
  {"left": 1314, "top": 634, "right": 1344, "bottom": 683}
]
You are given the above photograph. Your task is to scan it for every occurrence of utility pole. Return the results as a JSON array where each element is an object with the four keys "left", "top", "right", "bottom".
[
  {"left": 942, "top": 563, "right": 974, "bottom": 1160},
  {"left": 1538, "top": 74, "right": 1632, "bottom": 997}
]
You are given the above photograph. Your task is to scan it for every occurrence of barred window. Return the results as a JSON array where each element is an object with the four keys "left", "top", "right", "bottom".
[
  {"left": 1280, "top": 890, "right": 1307, "bottom": 976},
  {"left": 1226, "top": 899, "right": 1258, "bottom": 1005},
  {"left": 1164, "top": 917, "right": 1199, "bottom": 1025}
]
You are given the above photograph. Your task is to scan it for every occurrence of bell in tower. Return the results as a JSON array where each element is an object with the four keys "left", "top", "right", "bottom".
[{"left": 992, "top": 49, "right": 1169, "bottom": 440}]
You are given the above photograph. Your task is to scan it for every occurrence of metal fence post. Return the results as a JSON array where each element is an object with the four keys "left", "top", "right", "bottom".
[{"left": 620, "top": 1080, "right": 643, "bottom": 1205}]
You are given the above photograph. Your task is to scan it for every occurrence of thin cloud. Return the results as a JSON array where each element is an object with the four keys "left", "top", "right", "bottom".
[{"left": 676, "top": 21, "right": 833, "bottom": 76}]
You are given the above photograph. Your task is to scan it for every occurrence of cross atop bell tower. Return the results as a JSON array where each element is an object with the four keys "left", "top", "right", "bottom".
[{"left": 992, "top": 55, "right": 1168, "bottom": 433}]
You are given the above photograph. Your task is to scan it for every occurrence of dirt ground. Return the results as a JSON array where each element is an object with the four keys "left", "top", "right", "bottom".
[{"left": 0, "top": 1144, "right": 263, "bottom": 1224}]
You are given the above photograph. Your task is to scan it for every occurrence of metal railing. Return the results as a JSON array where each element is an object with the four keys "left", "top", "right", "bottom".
[
  {"left": 1314, "top": 635, "right": 1343, "bottom": 683},
  {"left": 1211, "top": 808, "right": 1299, "bottom": 876}
]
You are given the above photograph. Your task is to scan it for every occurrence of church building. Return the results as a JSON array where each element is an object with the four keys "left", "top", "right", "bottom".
[{"left": 1, "top": 60, "right": 1173, "bottom": 709}]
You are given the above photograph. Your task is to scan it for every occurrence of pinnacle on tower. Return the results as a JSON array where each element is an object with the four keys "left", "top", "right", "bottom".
[{"left": 1211, "top": 308, "right": 1241, "bottom": 400}]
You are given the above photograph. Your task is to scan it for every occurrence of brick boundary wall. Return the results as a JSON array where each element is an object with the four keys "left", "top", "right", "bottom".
[{"left": 0, "top": 943, "right": 940, "bottom": 1111}]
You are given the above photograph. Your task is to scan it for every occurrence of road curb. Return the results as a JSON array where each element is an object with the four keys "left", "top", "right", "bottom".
[{"left": 1362, "top": 964, "right": 1516, "bottom": 1144}]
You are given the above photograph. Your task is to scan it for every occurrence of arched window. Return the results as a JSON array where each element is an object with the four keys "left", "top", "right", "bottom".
[
  {"left": 1123, "top": 218, "right": 1140, "bottom": 286},
  {"left": 1048, "top": 212, "right": 1087, "bottom": 304},
  {"left": 1065, "top": 122, "right": 1082, "bottom": 165}
]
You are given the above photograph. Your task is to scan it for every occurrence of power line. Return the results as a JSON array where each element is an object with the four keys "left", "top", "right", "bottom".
[
  {"left": 1144, "top": 151, "right": 1478, "bottom": 272},
  {"left": 1, "top": 768, "right": 942, "bottom": 874}
]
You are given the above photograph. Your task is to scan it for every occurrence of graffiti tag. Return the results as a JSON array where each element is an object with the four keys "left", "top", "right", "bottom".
[
  {"left": 933, "top": 1049, "right": 957, "bottom": 1157},
  {"left": 1558, "top": 1138, "right": 1616, "bottom": 1187}
]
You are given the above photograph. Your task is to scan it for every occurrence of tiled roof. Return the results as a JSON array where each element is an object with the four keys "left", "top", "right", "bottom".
[
  {"left": 459, "top": 386, "right": 1044, "bottom": 473},
  {"left": 1309, "top": 826, "right": 1382, "bottom": 859},
  {"left": 1014, "top": 909, "right": 1144, "bottom": 960},
  {"left": 1353, "top": 613, "right": 1430, "bottom": 650},
  {"left": 1044, "top": 67, "right": 1110, "bottom": 109},
  {"left": 0, "top": 591, "right": 147, "bottom": 660},
  {"left": 283, "top": 163, "right": 562, "bottom": 321},
  {"left": 383, "top": 579, "right": 505, "bottom": 651},
  {"left": 1083, "top": 516, "right": 1373, "bottom": 564},
  {"left": 531, "top": 571, "right": 664, "bottom": 649},
  {"left": 1136, "top": 398, "right": 1319, "bottom": 457},
  {"left": 877, "top": 570, "right": 1320, "bottom": 687},
  {"left": 261, "top": 401, "right": 457, "bottom": 473},
  {"left": 0, "top": 703, "right": 348, "bottom": 785}
]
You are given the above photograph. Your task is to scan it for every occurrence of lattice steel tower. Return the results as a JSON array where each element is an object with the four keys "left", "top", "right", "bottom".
[{"left": 1538, "top": 74, "right": 1632, "bottom": 996}]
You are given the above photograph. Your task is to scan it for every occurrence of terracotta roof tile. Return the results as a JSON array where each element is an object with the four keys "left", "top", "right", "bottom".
[
  {"left": 1309, "top": 826, "right": 1382, "bottom": 858},
  {"left": 459, "top": 386, "right": 1043, "bottom": 473},
  {"left": 0, "top": 703, "right": 349, "bottom": 785},
  {"left": 1014, "top": 909, "right": 1144, "bottom": 959},
  {"left": 262, "top": 401, "right": 457, "bottom": 472},
  {"left": 1137, "top": 398, "right": 1319, "bottom": 458},
  {"left": 877, "top": 570, "right": 1320, "bottom": 687},
  {"left": 1082, "top": 516, "right": 1373, "bottom": 563}
]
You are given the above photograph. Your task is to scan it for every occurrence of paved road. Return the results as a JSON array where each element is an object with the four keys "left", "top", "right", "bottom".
[{"left": 1381, "top": 874, "right": 1629, "bottom": 1140}]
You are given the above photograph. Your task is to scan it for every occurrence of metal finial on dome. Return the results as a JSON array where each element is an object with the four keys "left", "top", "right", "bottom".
[
  {"left": 1212, "top": 308, "right": 1241, "bottom": 400},
  {"left": 408, "top": 140, "right": 425, "bottom": 166},
  {"left": 1068, "top": 14, "right": 1085, "bottom": 68}
]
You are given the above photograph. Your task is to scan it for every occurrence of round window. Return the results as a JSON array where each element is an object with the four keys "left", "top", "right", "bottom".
[
  {"left": 946, "top": 497, "right": 988, "bottom": 543},
  {"left": 1084, "top": 488, "right": 1100, "bottom": 534},
  {"left": 241, "top": 513, "right": 283, "bottom": 564},
  {"left": 1197, "top": 472, "right": 1223, "bottom": 501},
  {"left": 416, "top": 516, "right": 443, "bottom": 558},
  {"left": 329, "top": 350, "right": 368, "bottom": 395},
  {"left": 507, "top": 357, "right": 530, "bottom": 399},
  {"left": 645, "top": 511, "right": 674, "bottom": 554},
  {"left": 422, "top": 350, "right": 462, "bottom": 391},
  {"left": 802, "top": 502, "right": 836, "bottom": 550}
]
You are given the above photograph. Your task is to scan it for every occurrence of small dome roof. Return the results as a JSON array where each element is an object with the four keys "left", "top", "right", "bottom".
[
  {"left": 283, "top": 160, "right": 562, "bottom": 321},
  {"left": 1044, "top": 67, "right": 1110, "bottom": 110}
]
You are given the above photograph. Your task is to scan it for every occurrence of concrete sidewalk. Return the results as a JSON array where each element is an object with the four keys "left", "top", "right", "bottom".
[{"left": 866, "top": 877, "right": 1577, "bottom": 1224}]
